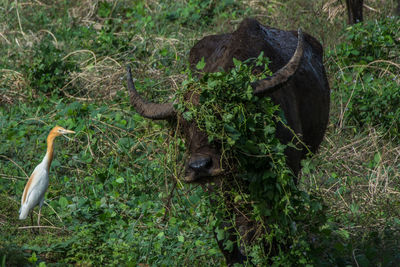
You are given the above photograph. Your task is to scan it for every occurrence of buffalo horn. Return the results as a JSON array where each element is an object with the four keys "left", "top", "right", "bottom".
[
  {"left": 252, "top": 28, "right": 304, "bottom": 96},
  {"left": 126, "top": 66, "right": 176, "bottom": 120}
]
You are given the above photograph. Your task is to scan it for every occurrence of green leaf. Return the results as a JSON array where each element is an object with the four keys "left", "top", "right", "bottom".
[
  {"left": 59, "top": 196, "right": 68, "bottom": 209},
  {"left": 374, "top": 152, "right": 381, "bottom": 165},
  {"left": 28, "top": 252, "right": 37, "bottom": 263},
  {"left": 232, "top": 57, "right": 241, "bottom": 67},
  {"left": 196, "top": 57, "right": 205, "bottom": 70},
  {"left": 234, "top": 195, "right": 242, "bottom": 203},
  {"left": 116, "top": 177, "right": 125, "bottom": 184},
  {"left": 157, "top": 231, "right": 165, "bottom": 239},
  {"left": 195, "top": 240, "right": 204, "bottom": 247},
  {"left": 216, "top": 228, "right": 225, "bottom": 241},
  {"left": 183, "top": 111, "right": 193, "bottom": 121}
]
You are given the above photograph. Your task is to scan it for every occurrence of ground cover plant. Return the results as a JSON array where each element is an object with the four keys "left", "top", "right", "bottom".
[{"left": 1, "top": 0, "right": 399, "bottom": 266}]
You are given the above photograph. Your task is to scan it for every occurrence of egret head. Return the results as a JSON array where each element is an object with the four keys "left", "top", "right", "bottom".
[{"left": 50, "top": 126, "right": 75, "bottom": 137}]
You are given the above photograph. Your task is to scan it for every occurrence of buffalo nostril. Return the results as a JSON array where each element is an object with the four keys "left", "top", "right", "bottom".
[{"left": 189, "top": 157, "right": 212, "bottom": 171}]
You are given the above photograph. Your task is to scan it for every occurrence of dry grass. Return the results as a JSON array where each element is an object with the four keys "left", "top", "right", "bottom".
[
  {"left": 0, "top": 69, "right": 28, "bottom": 105},
  {"left": 68, "top": 0, "right": 101, "bottom": 28},
  {"left": 323, "top": 0, "right": 347, "bottom": 23},
  {"left": 61, "top": 56, "right": 124, "bottom": 101},
  {"left": 303, "top": 123, "right": 400, "bottom": 234}
]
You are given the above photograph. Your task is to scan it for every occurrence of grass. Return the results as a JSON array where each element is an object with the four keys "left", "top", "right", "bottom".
[{"left": 1, "top": 0, "right": 400, "bottom": 265}]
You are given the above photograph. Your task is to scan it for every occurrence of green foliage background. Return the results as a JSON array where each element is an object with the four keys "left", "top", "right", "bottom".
[{"left": 0, "top": 0, "right": 399, "bottom": 266}]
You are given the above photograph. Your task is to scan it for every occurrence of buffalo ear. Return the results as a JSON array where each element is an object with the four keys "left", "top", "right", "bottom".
[
  {"left": 252, "top": 28, "right": 304, "bottom": 96},
  {"left": 126, "top": 66, "right": 177, "bottom": 120}
]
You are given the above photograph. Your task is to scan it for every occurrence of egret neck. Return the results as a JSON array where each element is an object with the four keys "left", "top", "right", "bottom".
[{"left": 43, "top": 131, "right": 57, "bottom": 172}]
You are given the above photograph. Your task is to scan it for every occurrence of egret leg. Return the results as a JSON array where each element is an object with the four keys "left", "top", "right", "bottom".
[
  {"left": 37, "top": 207, "right": 42, "bottom": 233},
  {"left": 30, "top": 213, "right": 35, "bottom": 234},
  {"left": 38, "top": 198, "right": 45, "bottom": 234}
]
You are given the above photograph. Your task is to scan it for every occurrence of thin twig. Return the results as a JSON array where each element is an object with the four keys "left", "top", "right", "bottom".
[
  {"left": 18, "top": 225, "right": 66, "bottom": 231},
  {"left": 162, "top": 180, "right": 177, "bottom": 222},
  {"left": 0, "top": 32, "right": 11, "bottom": 44},
  {"left": 62, "top": 49, "right": 97, "bottom": 65},
  {"left": 15, "top": 0, "right": 25, "bottom": 36},
  {"left": 0, "top": 155, "right": 29, "bottom": 178},
  {"left": 0, "top": 174, "right": 26, "bottom": 181},
  {"left": 44, "top": 201, "right": 63, "bottom": 223},
  {"left": 38, "top": 29, "right": 58, "bottom": 46}
]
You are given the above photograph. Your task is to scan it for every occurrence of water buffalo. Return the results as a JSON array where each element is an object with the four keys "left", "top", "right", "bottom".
[{"left": 126, "top": 18, "right": 330, "bottom": 264}]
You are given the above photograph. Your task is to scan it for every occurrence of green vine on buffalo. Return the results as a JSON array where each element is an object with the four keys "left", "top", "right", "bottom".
[{"left": 174, "top": 53, "right": 326, "bottom": 265}]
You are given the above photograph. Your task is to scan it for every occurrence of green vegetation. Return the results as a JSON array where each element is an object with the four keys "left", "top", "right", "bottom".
[
  {"left": 176, "top": 55, "right": 325, "bottom": 264},
  {"left": 330, "top": 16, "right": 400, "bottom": 135},
  {"left": 0, "top": 0, "right": 399, "bottom": 266}
]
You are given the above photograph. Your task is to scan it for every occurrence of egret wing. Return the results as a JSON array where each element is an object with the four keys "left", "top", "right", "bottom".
[{"left": 19, "top": 165, "right": 49, "bottom": 219}]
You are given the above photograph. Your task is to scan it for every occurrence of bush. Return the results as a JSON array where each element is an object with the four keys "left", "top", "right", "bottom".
[
  {"left": 332, "top": 17, "right": 399, "bottom": 66},
  {"left": 338, "top": 73, "right": 400, "bottom": 134},
  {"left": 22, "top": 39, "right": 79, "bottom": 95},
  {"left": 329, "top": 16, "right": 400, "bottom": 134}
]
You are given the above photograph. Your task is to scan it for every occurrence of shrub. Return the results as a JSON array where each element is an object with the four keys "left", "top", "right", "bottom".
[
  {"left": 22, "top": 39, "right": 79, "bottom": 95},
  {"left": 329, "top": 16, "right": 400, "bottom": 134},
  {"left": 338, "top": 73, "right": 400, "bottom": 134},
  {"left": 332, "top": 16, "right": 399, "bottom": 66}
]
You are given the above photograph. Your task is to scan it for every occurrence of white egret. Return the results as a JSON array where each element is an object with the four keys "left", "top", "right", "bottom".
[{"left": 19, "top": 126, "right": 75, "bottom": 228}]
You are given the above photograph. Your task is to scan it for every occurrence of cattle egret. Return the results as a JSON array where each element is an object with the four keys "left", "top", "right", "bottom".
[{"left": 19, "top": 126, "right": 75, "bottom": 228}]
